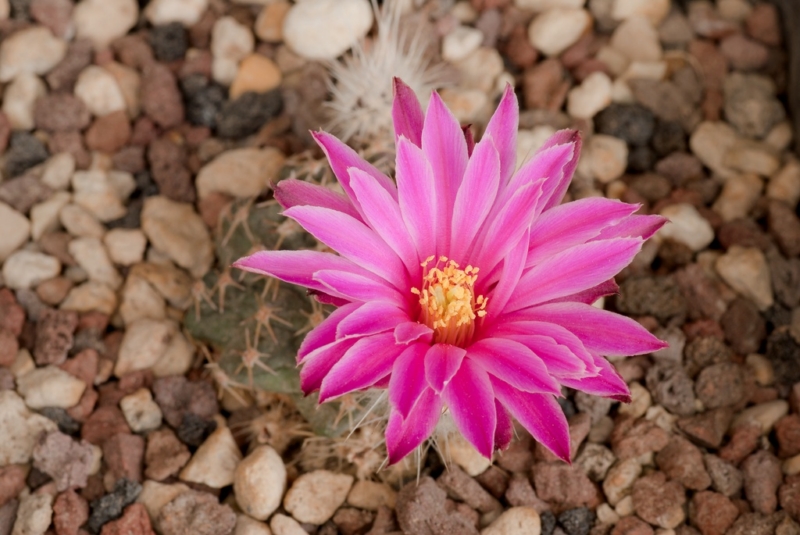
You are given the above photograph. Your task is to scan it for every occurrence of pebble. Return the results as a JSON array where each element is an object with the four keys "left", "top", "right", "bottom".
[
  {"left": 586, "top": 133, "right": 628, "bottom": 183},
  {"left": 114, "top": 318, "right": 178, "bottom": 377},
  {"left": 150, "top": 22, "right": 187, "bottom": 62},
  {"left": 141, "top": 196, "right": 213, "bottom": 278},
  {"left": 655, "top": 436, "right": 711, "bottom": 490},
  {"left": 5, "top": 132, "right": 50, "bottom": 178},
  {"left": 731, "top": 400, "right": 789, "bottom": 434},
  {"left": 785, "top": 454, "right": 800, "bottom": 476},
  {"left": 179, "top": 424, "right": 242, "bottom": 488},
  {"left": 53, "top": 490, "right": 89, "bottom": 535},
  {"left": 144, "top": 0, "right": 208, "bottom": 27},
  {"left": 658, "top": 204, "right": 714, "bottom": 252},
  {"left": 723, "top": 73, "right": 785, "bottom": 139},
  {"left": 41, "top": 153, "right": 75, "bottom": 190},
  {"left": 690, "top": 491, "right": 739, "bottom": 535},
  {"left": 631, "top": 472, "right": 686, "bottom": 529},
  {"left": 704, "top": 454, "right": 743, "bottom": 497},
  {"left": 528, "top": 8, "right": 592, "bottom": 57},
  {"left": 283, "top": 0, "right": 372, "bottom": 60},
  {"left": 74, "top": 66, "right": 127, "bottom": 117},
  {"left": 0, "top": 391, "right": 58, "bottom": 464},
  {"left": 720, "top": 33, "right": 769, "bottom": 71},
  {"left": 144, "top": 428, "right": 190, "bottom": 481},
  {"left": 567, "top": 71, "right": 613, "bottom": 120},
  {"left": 0, "top": 26, "right": 67, "bottom": 82},
  {"left": 32, "top": 430, "right": 95, "bottom": 491},
  {"left": 602, "top": 458, "right": 641, "bottom": 506},
  {"left": 73, "top": 0, "right": 138, "bottom": 49},
  {"left": 60, "top": 281, "right": 118, "bottom": 315},
  {"left": 612, "top": 0, "right": 670, "bottom": 25},
  {"left": 0, "top": 202, "right": 31, "bottom": 262},
  {"left": 443, "top": 25, "right": 484, "bottom": 63},
  {"left": 284, "top": 470, "right": 354, "bottom": 524},
  {"left": 715, "top": 246, "right": 773, "bottom": 311},
  {"left": 119, "top": 275, "right": 166, "bottom": 326},
  {"left": 235, "top": 515, "right": 272, "bottom": 535},
  {"left": 11, "top": 491, "right": 53, "bottom": 535},
  {"left": 30, "top": 191, "right": 70, "bottom": 241},
  {"left": 395, "top": 476, "right": 479, "bottom": 535},
  {"left": 2, "top": 72, "right": 47, "bottom": 130},
  {"left": 68, "top": 237, "right": 123, "bottom": 290},
  {"left": 742, "top": 450, "right": 783, "bottom": 514},
  {"left": 104, "top": 229, "right": 147, "bottom": 266},
  {"left": 100, "top": 502, "right": 154, "bottom": 535},
  {"left": 270, "top": 513, "right": 307, "bottom": 535},
  {"left": 85, "top": 111, "right": 131, "bottom": 154},
  {"left": 618, "top": 382, "right": 651, "bottom": 419},
  {"left": 255, "top": 1, "right": 290, "bottom": 43},
  {"left": 695, "top": 362, "right": 744, "bottom": 410},
  {"left": 62, "top": 202, "right": 105, "bottom": 237},
  {"left": 481, "top": 507, "right": 541, "bottom": 535},
  {"left": 137, "top": 480, "right": 190, "bottom": 520},
  {"left": 211, "top": 16, "right": 255, "bottom": 85},
  {"left": 610, "top": 15, "right": 661, "bottom": 62},
  {"left": 35, "top": 94, "right": 91, "bottom": 132},
  {"left": 196, "top": 147, "right": 285, "bottom": 199},
  {"left": 229, "top": 54, "right": 282, "bottom": 99},
  {"left": 2, "top": 250, "right": 61, "bottom": 290},
  {"left": 141, "top": 63, "right": 184, "bottom": 129},
  {"left": 34, "top": 308, "right": 78, "bottom": 366},
  {"left": 445, "top": 431, "right": 493, "bottom": 476},
  {"left": 689, "top": 121, "right": 739, "bottom": 180},
  {"left": 216, "top": 89, "right": 282, "bottom": 139},
  {"left": 105, "top": 62, "right": 142, "bottom": 118},
  {"left": 594, "top": 103, "right": 655, "bottom": 147},
  {"left": 16, "top": 365, "right": 86, "bottom": 409},
  {"left": 120, "top": 388, "right": 163, "bottom": 433},
  {"left": 158, "top": 490, "right": 237, "bottom": 535},
  {"left": 726, "top": 140, "right": 780, "bottom": 177},
  {"left": 234, "top": 445, "right": 286, "bottom": 521},
  {"left": 347, "top": 480, "right": 397, "bottom": 510}
]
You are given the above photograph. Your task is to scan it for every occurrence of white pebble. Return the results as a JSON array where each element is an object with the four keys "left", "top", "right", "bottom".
[
  {"left": 196, "top": 147, "right": 285, "bottom": 199},
  {"left": 347, "top": 480, "right": 397, "bottom": 510},
  {"left": 0, "top": 26, "right": 67, "bottom": 83},
  {"left": 104, "top": 229, "right": 147, "bottom": 266},
  {"left": 715, "top": 246, "right": 773, "bottom": 311},
  {"left": 712, "top": 173, "right": 763, "bottom": 222},
  {"left": 115, "top": 318, "right": 178, "bottom": 377},
  {"left": 2, "top": 72, "right": 47, "bottom": 130},
  {"left": 610, "top": 15, "right": 662, "bottom": 62},
  {"left": 689, "top": 121, "right": 739, "bottom": 180},
  {"left": 17, "top": 365, "right": 86, "bottom": 409},
  {"left": 211, "top": 16, "right": 254, "bottom": 85},
  {"left": 611, "top": 0, "right": 670, "bottom": 25},
  {"left": 567, "top": 71, "right": 612, "bottom": 119},
  {"left": 234, "top": 445, "right": 287, "bottom": 521},
  {"left": 767, "top": 160, "right": 800, "bottom": 207},
  {"left": 120, "top": 388, "right": 163, "bottom": 432},
  {"left": 528, "top": 8, "right": 592, "bottom": 57},
  {"left": 0, "top": 391, "right": 58, "bottom": 465},
  {"left": 442, "top": 26, "right": 484, "bottom": 63},
  {"left": 658, "top": 203, "right": 714, "bottom": 252},
  {"left": 30, "top": 192, "right": 71, "bottom": 241},
  {"left": 587, "top": 134, "right": 628, "bottom": 183},
  {"left": 284, "top": 470, "right": 354, "bottom": 524},
  {"left": 270, "top": 514, "right": 307, "bottom": 535},
  {"left": 11, "top": 491, "right": 54, "bottom": 535},
  {"left": 0, "top": 202, "right": 31, "bottom": 262},
  {"left": 74, "top": 0, "right": 139, "bottom": 49},
  {"left": 74, "top": 65, "right": 127, "bottom": 117},
  {"left": 481, "top": 507, "right": 541, "bottom": 535},
  {"left": 60, "top": 281, "right": 118, "bottom": 315},
  {"left": 41, "top": 153, "right": 76, "bottom": 191},
  {"left": 732, "top": 400, "right": 789, "bottom": 434},
  {"left": 71, "top": 170, "right": 127, "bottom": 222},
  {"left": 180, "top": 423, "right": 243, "bottom": 488},
  {"left": 60, "top": 203, "right": 106, "bottom": 239},
  {"left": 2, "top": 250, "right": 61, "bottom": 290},
  {"left": 283, "top": 0, "right": 373, "bottom": 60},
  {"left": 145, "top": 0, "right": 209, "bottom": 27}
]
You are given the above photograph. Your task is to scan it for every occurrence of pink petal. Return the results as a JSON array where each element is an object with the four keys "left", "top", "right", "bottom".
[
  {"left": 489, "top": 320, "right": 597, "bottom": 374},
  {"left": 425, "top": 344, "right": 466, "bottom": 393},
  {"left": 517, "top": 302, "right": 667, "bottom": 356},
  {"left": 507, "top": 238, "right": 643, "bottom": 312},
  {"left": 349, "top": 168, "right": 420, "bottom": 278},
  {"left": 449, "top": 135, "right": 501, "bottom": 263},
  {"left": 560, "top": 356, "right": 631, "bottom": 402},
  {"left": 544, "top": 279, "right": 619, "bottom": 305},
  {"left": 395, "top": 322, "right": 433, "bottom": 345},
  {"left": 527, "top": 198, "right": 639, "bottom": 267},
  {"left": 593, "top": 214, "right": 668, "bottom": 241},
  {"left": 284, "top": 205, "right": 409, "bottom": 289},
  {"left": 504, "top": 334, "right": 587, "bottom": 378},
  {"left": 389, "top": 343, "right": 428, "bottom": 418},
  {"left": 492, "top": 379, "right": 571, "bottom": 463},
  {"left": 421, "top": 92, "right": 469, "bottom": 253},
  {"left": 274, "top": 179, "right": 360, "bottom": 220},
  {"left": 538, "top": 129, "right": 582, "bottom": 212},
  {"left": 442, "top": 358, "right": 496, "bottom": 459},
  {"left": 483, "top": 84, "right": 519, "bottom": 185},
  {"left": 313, "top": 270, "right": 404, "bottom": 305},
  {"left": 392, "top": 77, "right": 424, "bottom": 147},
  {"left": 468, "top": 338, "right": 560, "bottom": 394},
  {"left": 500, "top": 141, "right": 574, "bottom": 210},
  {"left": 308, "top": 291, "right": 350, "bottom": 307},
  {"left": 462, "top": 125, "right": 475, "bottom": 156},
  {"left": 396, "top": 137, "right": 439, "bottom": 259},
  {"left": 319, "top": 333, "right": 404, "bottom": 402},
  {"left": 486, "top": 229, "right": 529, "bottom": 316},
  {"left": 386, "top": 388, "right": 442, "bottom": 464},
  {"left": 300, "top": 337, "right": 359, "bottom": 393},
  {"left": 336, "top": 301, "right": 409, "bottom": 339},
  {"left": 494, "top": 400, "right": 513, "bottom": 451},
  {"left": 298, "top": 302, "right": 361, "bottom": 362}
]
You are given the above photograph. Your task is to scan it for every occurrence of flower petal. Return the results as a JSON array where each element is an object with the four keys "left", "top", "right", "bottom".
[
  {"left": 386, "top": 388, "right": 442, "bottom": 464},
  {"left": 424, "top": 344, "right": 467, "bottom": 394},
  {"left": 504, "top": 334, "right": 587, "bottom": 378},
  {"left": 298, "top": 302, "right": 361, "bottom": 362},
  {"left": 538, "top": 129, "right": 582, "bottom": 212},
  {"left": 319, "top": 333, "right": 405, "bottom": 402},
  {"left": 559, "top": 356, "right": 631, "bottom": 402},
  {"left": 449, "top": 135, "right": 501, "bottom": 263},
  {"left": 284, "top": 205, "right": 408, "bottom": 289},
  {"left": 507, "top": 238, "right": 642, "bottom": 312},
  {"left": 483, "top": 84, "right": 519, "bottom": 185},
  {"left": 593, "top": 214, "right": 667, "bottom": 241},
  {"left": 313, "top": 270, "right": 404, "bottom": 305},
  {"left": 516, "top": 302, "right": 667, "bottom": 356},
  {"left": 395, "top": 322, "right": 433, "bottom": 345},
  {"left": 491, "top": 379, "right": 571, "bottom": 463},
  {"left": 462, "top": 125, "right": 475, "bottom": 156},
  {"left": 300, "top": 337, "right": 359, "bottom": 393},
  {"left": 389, "top": 343, "right": 428, "bottom": 418},
  {"left": 274, "top": 178, "right": 360, "bottom": 219},
  {"left": 468, "top": 338, "right": 560, "bottom": 394},
  {"left": 396, "top": 136, "right": 439, "bottom": 258},
  {"left": 494, "top": 399, "right": 513, "bottom": 451},
  {"left": 442, "top": 358, "right": 496, "bottom": 458},
  {"left": 500, "top": 141, "right": 573, "bottom": 209},
  {"left": 486, "top": 229, "right": 528, "bottom": 316},
  {"left": 544, "top": 279, "right": 619, "bottom": 305},
  {"left": 392, "top": 77, "right": 425, "bottom": 147},
  {"left": 336, "top": 301, "right": 409, "bottom": 339},
  {"left": 349, "top": 167, "right": 420, "bottom": 278}
]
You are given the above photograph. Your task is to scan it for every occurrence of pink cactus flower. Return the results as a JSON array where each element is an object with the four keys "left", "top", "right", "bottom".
[{"left": 234, "top": 78, "right": 667, "bottom": 464}]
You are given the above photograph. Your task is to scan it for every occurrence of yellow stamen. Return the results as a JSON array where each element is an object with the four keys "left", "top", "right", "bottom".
[{"left": 412, "top": 256, "right": 487, "bottom": 346}]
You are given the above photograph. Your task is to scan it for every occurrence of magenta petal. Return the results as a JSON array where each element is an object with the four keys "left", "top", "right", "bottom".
[
  {"left": 392, "top": 77, "right": 424, "bottom": 147},
  {"left": 518, "top": 302, "right": 667, "bottom": 356},
  {"left": 560, "top": 356, "right": 631, "bottom": 402},
  {"left": 389, "top": 343, "right": 428, "bottom": 418},
  {"left": 395, "top": 322, "right": 433, "bottom": 345},
  {"left": 300, "top": 337, "right": 358, "bottom": 393},
  {"left": 500, "top": 141, "right": 573, "bottom": 209},
  {"left": 486, "top": 229, "right": 528, "bottom": 316},
  {"left": 396, "top": 136, "right": 439, "bottom": 258},
  {"left": 507, "top": 238, "right": 643, "bottom": 312},
  {"left": 491, "top": 378, "right": 571, "bottom": 462},
  {"left": 468, "top": 338, "right": 560, "bottom": 394},
  {"left": 538, "top": 129, "right": 582, "bottom": 212},
  {"left": 483, "top": 84, "right": 519, "bottom": 185},
  {"left": 494, "top": 400, "right": 513, "bottom": 451},
  {"left": 313, "top": 270, "right": 403, "bottom": 304},
  {"left": 298, "top": 302, "right": 361, "bottom": 362},
  {"left": 442, "top": 358, "right": 496, "bottom": 459},
  {"left": 386, "top": 388, "right": 442, "bottom": 464},
  {"left": 319, "top": 333, "right": 404, "bottom": 402},
  {"left": 274, "top": 179, "right": 360, "bottom": 220},
  {"left": 424, "top": 344, "right": 466, "bottom": 393},
  {"left": 284, "top": 205, "right": 408, "bottom": 289},
  {"left": 490, "top": 319, "right": 597, "bottom": 374},
  {"left": 336, "top": 301, "right": 408, "bottom": 339},
  {"left": 544, "top": 279, "right": 619, "bottom": 305},
  {"left": 505, "top": 334, "right": 587, "bottom": 378},
  {"left": 449, "top": 135, "right": 501, "bottom": 263},
  {"left": 462, "top": 125, "right": 475, "bottom": 156},
  {"left": 593, "top": 214, "right": 668, "bottom": 241},
  {"left": 349, "top": 167, "right": 420, "bottom": 277}
]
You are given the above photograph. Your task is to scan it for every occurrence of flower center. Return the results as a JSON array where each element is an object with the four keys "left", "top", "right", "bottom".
[{"left": 411, "top": 256, "right": 487, "bottom": 346}]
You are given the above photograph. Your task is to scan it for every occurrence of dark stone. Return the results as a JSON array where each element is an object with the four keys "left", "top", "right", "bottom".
[
  {"left": 595, "top": 103, "right": 656, "bottom": 146},
  {"left": 658, "top": 239, "right": 694, "bottom": 270},
  {"left": 86, "top": 479, "right": 142, "bottom": 534},
  {"left": 616, "top": 275, "right": 686, "bottom": 322},
  {"left": 627, "top": 146, "right": 657, "bottom": 173},
  {"left": 646, "top": 363, "right": 697, "bottom": 416},
  {"left": 541, "top": 510, "right": 557, "bottom": 535},
  {"left": 767, "top": 248, "right": 800, "bottom": 308},
  {"left": 176, "top": 413, "right": 217, "bottom": 447},
  {"left": 215, "top": 90, "right": 282, "bottom": 139},
  {"left": 26, "top": 466, "right": 51, "bottom": 490},
  {"left": 684, "top": 336, "right": 732, "bottom": 378},
  {"left": 149, "top": 23, "right": 187, "bottom": 62},
  {"left": 40, "top": 407, "right": 81, "bottom": 436},
  {"left": 651, "top": 119, "right": 687, "bottom": 156},
  {"left": 182, "top": 74, "right": 226, "bottom": 128},
  {"left": 4, "top": 132, "right": 48, "bottom": 178},
  {"left": 558, "top": 507, "right": 595, "bottom": 535},
  {"left": 629, "top": 173, "right": 672, "bottom": 202},
  {"left": 10, "top": 0, "right": 30, "bottom": 19},
  {"left": 106, "top": 197, "right": 143, "bottom": 230},
  {"left": 558, "top": 397, "right": 576, "bottom": 418},
  {"left": 766, "top": 327, "right": 800, "bottom": 386},
  {"left": 721, "top": 298, "right": 766, "bottom": 355},
  {"left": 718, "top": 219, "right": 771, "bottom": 251}
]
